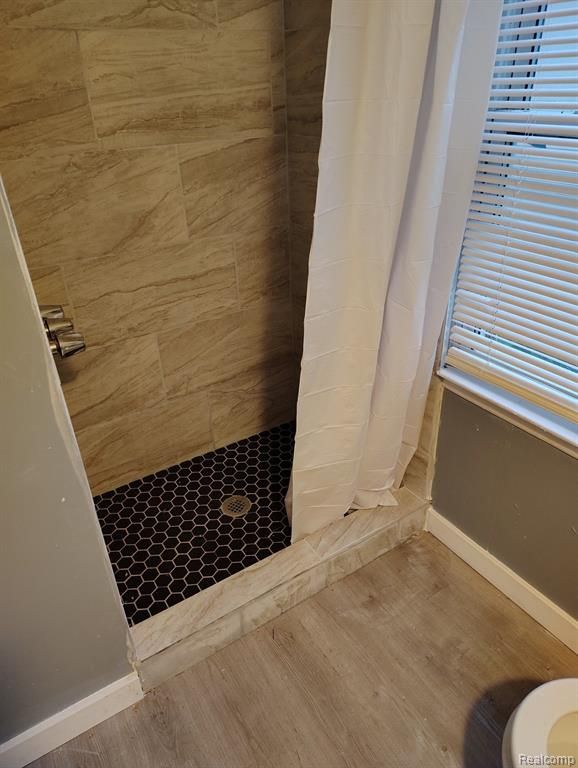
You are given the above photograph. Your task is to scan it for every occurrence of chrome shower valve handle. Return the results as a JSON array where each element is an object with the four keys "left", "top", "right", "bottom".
[{"left": 40, "top": 304, "right": 86, "bottom": 358}]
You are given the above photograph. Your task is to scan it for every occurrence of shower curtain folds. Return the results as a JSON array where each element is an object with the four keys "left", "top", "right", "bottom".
[{"left": 288, "top": 0, "right": 502, "bottom": 540}]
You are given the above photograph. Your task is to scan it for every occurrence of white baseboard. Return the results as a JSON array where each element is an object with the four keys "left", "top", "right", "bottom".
[
  {"left": 426, "top": 508, "right": 578, "bottom": 655},
  {"left": 0, "top": 672, "right": 143, "bottom": 768}
]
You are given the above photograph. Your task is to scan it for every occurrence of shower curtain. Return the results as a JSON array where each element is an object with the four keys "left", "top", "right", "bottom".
[{"left": 289, "top": 0, "right": 502, "bottom": 540}]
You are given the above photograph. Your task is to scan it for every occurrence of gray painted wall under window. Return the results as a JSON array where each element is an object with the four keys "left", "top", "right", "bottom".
[
  {"left": 433, "top": 389, "right": 578, "bottom": 619},
  {"left": 0, "top": 185, "right": 133, "bottom": 743}
]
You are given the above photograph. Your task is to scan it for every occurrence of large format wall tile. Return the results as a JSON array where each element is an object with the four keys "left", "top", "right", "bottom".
[
  {"left": 235, "top": 231, "right": 289, "bottom": 308},
  {"left": 0, "top": 29, "right": 95, "bottom": 159},
  {"left": 289, "top": 224, "right": 312, "bottom": 303},
  {"left": 1, "top": 0, "right": 299, "bottom": 492},
  {"left": 60, "top": 335, "right": 165, "bottom": 431},
  {"left": 209, "top": 355, "right": 298, "bottom": 447},
  {"left": 0, "top": 0, "right": 217, "bottom": 29},
  {"left": 159, "top": 301, "right": 292, "bottom": 397},
  {"left": 80, "top": 29, "right": 272, "bottom": 146},
  {"left": 76, "top": 393, "right": 214, "bottom": 494},
  {"left": 285, "top": 27, "right": 329, "bottom": 99},
  {"left": 179, "top": 136, "right": 286, "bottom": 238},
  {"left": 288, "top": 134, "right": 322, "bottom": 230},
  {"left": 1, "top": 147, "right": 189, "bottom": 269},
  {"left": 286, "top": 92, "right": 324, "bottom": 138},
  {"left": 217, "top": 0, "right": 281, "bottom": 30},
  {"left": 215, "top": 0, "right": 285, "bottom": 133},
  {"left": 284, "top": 3, "right": 330, "bottom": 354},
  {"left": 284, "top": 0, "right": 332, "bottom": 31},
  {"left": 28, "top": 266, "right": 70, "bottom": 309},
  {"left": 66, "top": 239, "right": 238, "bottom": 346},
  {"left": 270, "top": 25, "right": 287, "bottom": 135}
]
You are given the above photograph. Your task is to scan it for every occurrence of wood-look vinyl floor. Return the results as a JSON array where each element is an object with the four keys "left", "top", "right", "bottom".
[{"left": 32, "top": 534, "right": 578, "bottom": 768}]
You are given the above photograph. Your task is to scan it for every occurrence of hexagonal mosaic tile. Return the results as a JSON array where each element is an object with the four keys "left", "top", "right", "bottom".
[{"left": 94, "top": 422, "right": 295, "bottom": 626}]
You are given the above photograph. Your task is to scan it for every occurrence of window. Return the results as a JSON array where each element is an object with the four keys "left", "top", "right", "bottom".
[{"left": 442, "top": 0, "right": 578, "bottom": 429}]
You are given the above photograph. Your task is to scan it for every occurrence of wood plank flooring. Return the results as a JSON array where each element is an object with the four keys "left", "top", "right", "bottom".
[{"left": 32, "top": 534, "right": 578, "bottom": 768}]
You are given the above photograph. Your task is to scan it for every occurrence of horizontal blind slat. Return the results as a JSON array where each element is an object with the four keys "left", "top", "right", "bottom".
[
  {"left": 463, "top": 226, "right": 577, "bottom": 260},
  {"left": 500, "top": 21, "right": 578, "bottom": 36},
  {"left": 459, "top": 252, "right": 577, "bottom": 299},
  {"left": 503, "top": 0, "right": 570, "bottom": 11},
  {"left": 494, "top": 49, "right": 578, "bottom": 61},
  {"left": 489, "top": 102, "right": 578, "bottom": 111},
  {"left": 454, "top": 288, "right": 577, "bottom": 337},
  {"left": 456, "top": 276, "right": 577, "bottom": 320},
  {"left": 470, "top": 200, "right": 578, "bottom": 227},
  {"left": 449, "top": 327, "right": 578, "bottom": 392},
  {"left": 445, "top": 347, "right": 577, "bottom": 422},
  {"left": 479, "top": 155, "right": 577, "bottom": 173},
  {"left": 480, "top": 144, "right": 577, "bottom": 161},
  {"left": 471, "top": 188, "right": 578, "bottom": 214},
  {"left": 496, "top": 35, "right": 578, "bottom": 49},
  {"left": 444, "top": 0, "right": 578, "bottom": 420},
  {"left": 499, "top": 7, "right": 577, "bottom": 23},
  {"left": 481, "top": 131, "right": 576, "bottom": 148},
  {"left": 452, "top": 306, "right": 577, "bottom": 363},
  {"left": 467, "top": 212, "right": 578, "bottom": 242},
  {"left": 491, "top": 76, "right": 578, "bottom": 86},
  {"left": 475, "top": 169, "right": 577, "bottom": 189}
]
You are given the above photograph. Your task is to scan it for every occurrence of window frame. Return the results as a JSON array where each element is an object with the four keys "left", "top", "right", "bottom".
[{"left": 439, "top": 0, "right": 578, "bottom": 455}]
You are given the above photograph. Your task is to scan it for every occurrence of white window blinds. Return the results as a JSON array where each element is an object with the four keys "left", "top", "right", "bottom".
[{"left": 444, "top": 0, "right": 578, "bottom": 423}]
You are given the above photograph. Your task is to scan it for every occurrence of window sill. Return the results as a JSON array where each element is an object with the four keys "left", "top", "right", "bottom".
[{"left": 437, "top": 367, "right": 578, "bottom": 460}]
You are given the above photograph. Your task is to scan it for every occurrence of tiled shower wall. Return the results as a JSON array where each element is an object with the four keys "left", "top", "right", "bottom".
[
  {"left": 0, "top": 0, "right": 299, "bottom": 494},
  {"left": 284, "top": 0, "right": 331, "bottom": 350}
]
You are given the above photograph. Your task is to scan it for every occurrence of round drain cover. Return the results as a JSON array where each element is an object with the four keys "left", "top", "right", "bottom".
[{"left": 221, "top": 495, "right": 252, "bottom": 518}]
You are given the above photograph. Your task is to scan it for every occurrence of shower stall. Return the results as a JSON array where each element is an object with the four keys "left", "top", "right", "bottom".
[{"left": 0, "top": 0, "right": 331, "bottom": 628}]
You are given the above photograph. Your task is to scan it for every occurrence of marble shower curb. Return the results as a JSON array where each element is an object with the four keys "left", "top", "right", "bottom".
[{"left": 133, "top": 488, "right": 428, "bottom": 691}]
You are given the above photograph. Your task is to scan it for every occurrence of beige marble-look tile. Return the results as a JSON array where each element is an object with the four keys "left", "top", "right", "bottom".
[
  {"left": 60, "top": 335, "right": 164, "bottom": 431},
  {"left": 270, "top": 25, "right": 287, "bottom": 136},
  {"left": 29, "top": 266, "right": 70, "bottom": 309},
  {"left": 325, "top": 521, "right": 402, "bottom": 587},
  {"left": 292, "top": 296, "right": 306, "bottom": 355},
  {"left": 139, "top": 609, "right": 243, "bottom": 692},
  {"left": 179, "top": 135, "right": 286, "bottom": 238},
  {"left": 80, "top": 29, "right": 272, "bottom": 146},
  {"left": 290, "top": 222, "right": 313, "bottom": 303},
  {"left": 130, "top": 539, "right": 321, "bottom": 659},
  {"left": 1, "top": 148, "right": 188, "bottom": 270},
  {"left": 0, "top": 0, "right": 217, "bottom": 29},
  {"left": 398, "top": 505, "right": 427, "bottom": 541},
  {"left": 403, "top": 451, "right": 429, "bottom": 500},
  {"left": 273, "top": 105, "right": 287, "bottom": 138},
  {"left": 418, "top": 376, "right": 444, "bottom": 457},
  {"left": 287, "top": 93, "right": 324, "bottom": 138},
  {"left": 403, "top": 376, "right": 443, "bottom": 500},
  {"left": 285, "top": 27, "right": 329, "bottom": 99},
  {"left": 159, "top": 300, "right": 292, "bottom": 397},
  {"left": 284, "top": 0, "right": 333, "bottom": 31},
  {"left": 217, "top": 0, "right": 282, "bottom": 29},
  {"left": 209, "top": 355, "right": 298, "bottom": 447},
  {"left": 240, "top": 561, "right": 328, "bottom": 635},
  {"left": 66, "top": 238, "right": 238, "bottom": 346},
  {"left": 76, "top": 391, "right": 214, "bottom": 494},
  {"left": 288, "top": 133, "right": 322, "bottom": 230},
  {"left": 236, "top": 231, "right": 289, "bottom": 308},
  {"left": 0, "top": 29, "right": 95, "bottom": 160},
  {"left": 305, "top": 487, "right": 425, "bottom": 561}
]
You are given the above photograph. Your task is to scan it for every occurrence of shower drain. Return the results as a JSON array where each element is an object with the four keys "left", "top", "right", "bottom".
[{"left": 220, "top": 495, "right": 252, "bottom": 518}]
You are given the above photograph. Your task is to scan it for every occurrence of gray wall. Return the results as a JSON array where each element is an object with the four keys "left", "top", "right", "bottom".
[
  {"left": 433, "top": 389, "right": 578, "bottom": 619},
  {"left": 0, "top": 184, "right": 132, "bottom": 743}
]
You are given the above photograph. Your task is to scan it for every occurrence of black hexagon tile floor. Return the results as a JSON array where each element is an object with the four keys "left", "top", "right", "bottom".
[{"left": 94, "top": 422, "right": 295, "bottom": 626}]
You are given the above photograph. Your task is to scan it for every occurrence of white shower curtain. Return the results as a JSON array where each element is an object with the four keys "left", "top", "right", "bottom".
[{"left": 289, "top": 0, "right": 502, "bottom": 540}]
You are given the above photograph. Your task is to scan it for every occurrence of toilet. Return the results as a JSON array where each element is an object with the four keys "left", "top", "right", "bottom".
[{"left": 502, "top": 679, "right": 578, "bottom": 768}]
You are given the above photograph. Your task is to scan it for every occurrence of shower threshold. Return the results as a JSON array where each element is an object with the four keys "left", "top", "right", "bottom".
[{"left": 95, "top": 422, "right": 295, "bottom": 626}]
